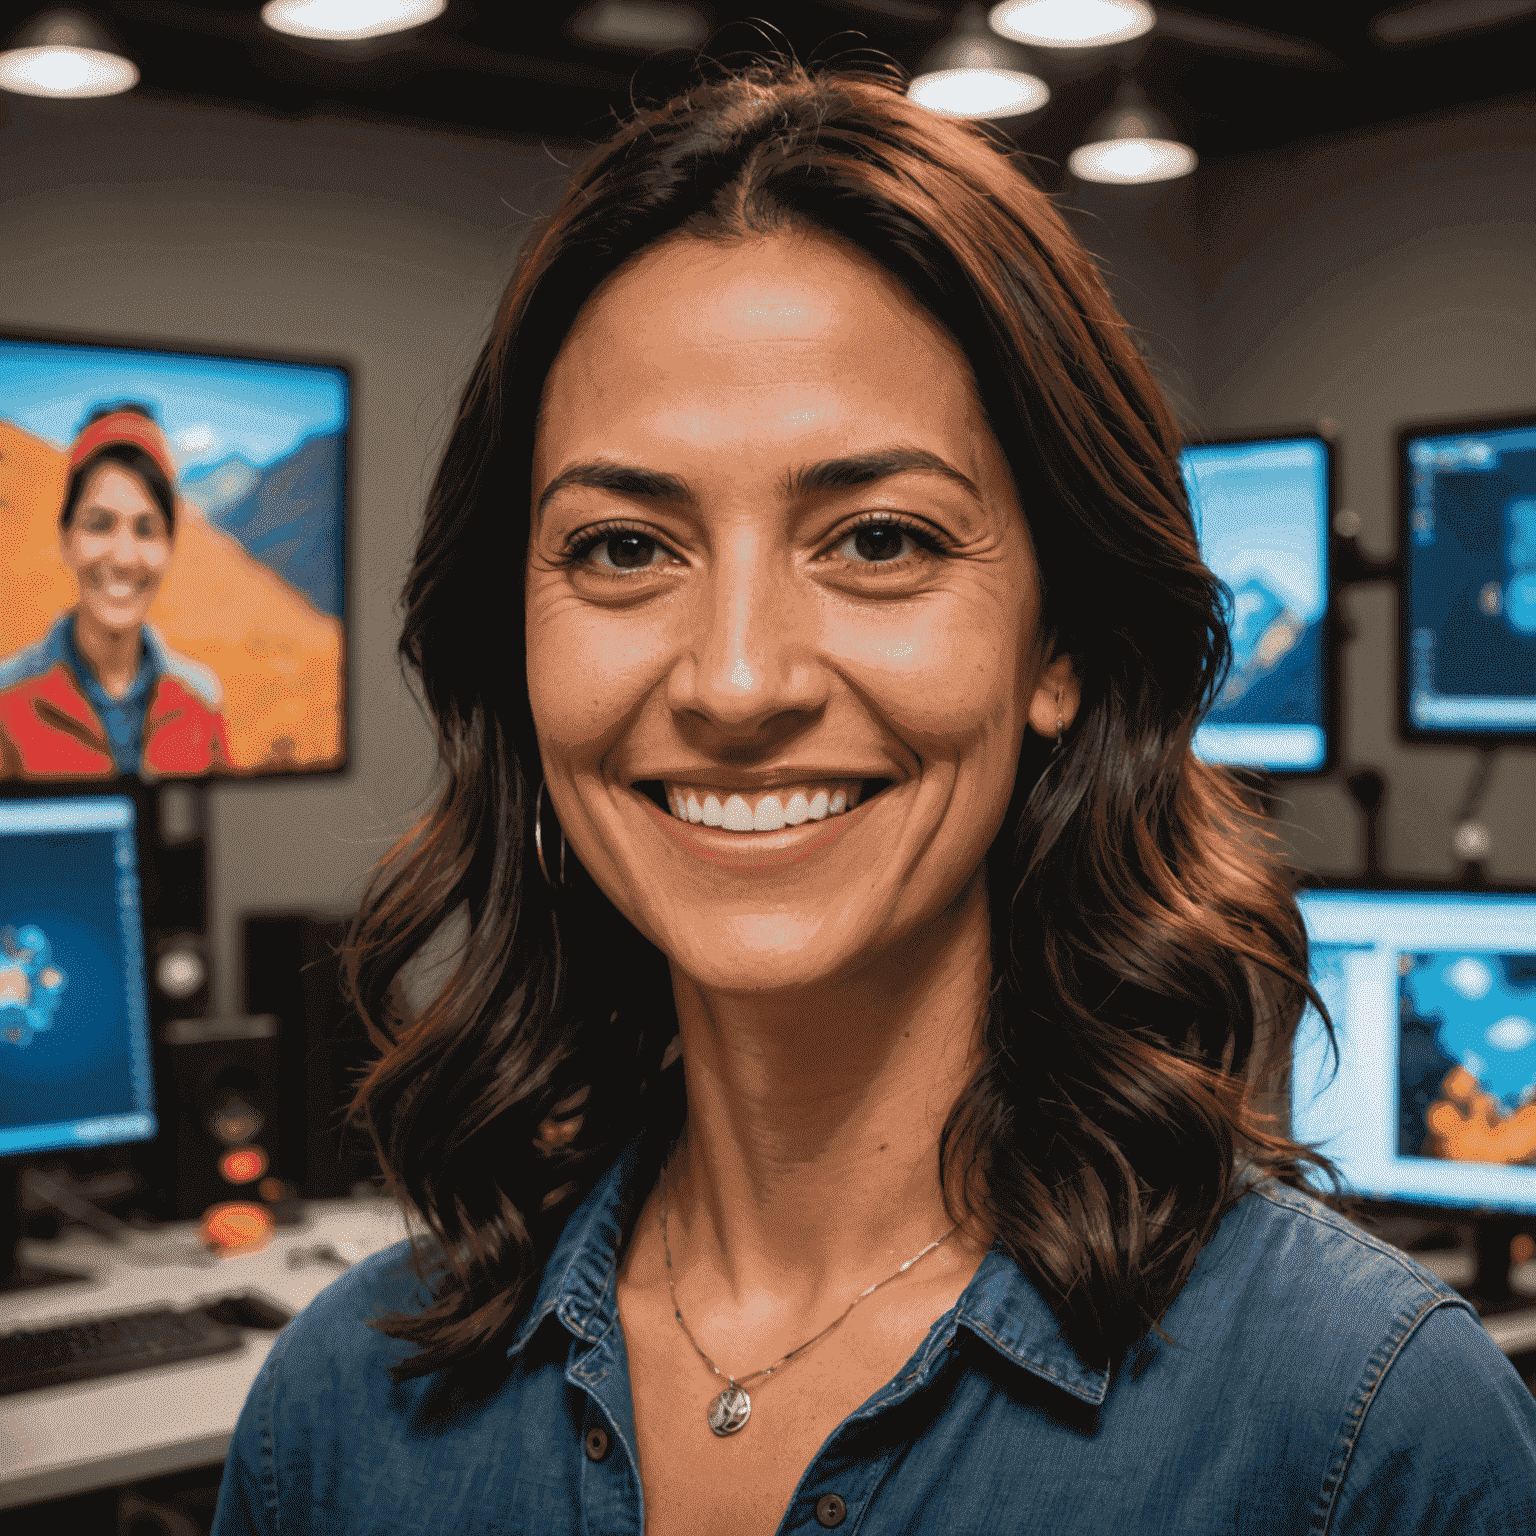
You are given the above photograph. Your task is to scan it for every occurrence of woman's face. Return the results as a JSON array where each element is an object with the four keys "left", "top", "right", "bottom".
[
  {"left": 526, "top": 230, "right": 1077, "bottom": 995},
  {"left": 61, "top": 461, "right": 173, "bottom": 636}
]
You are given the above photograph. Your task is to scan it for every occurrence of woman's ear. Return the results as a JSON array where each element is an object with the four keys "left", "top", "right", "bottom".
[{"left": 1027, "top": 651, "right": 1080, "bottom": 742}]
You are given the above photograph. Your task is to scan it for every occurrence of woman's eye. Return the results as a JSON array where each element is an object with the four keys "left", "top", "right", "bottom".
[
  {"left": 831, "top": 520, "right": 940, "bottom": 566},
  {"left": 563, "top": 517, "right": 943, "bottom": 575},
  {"left": 570, "top": 527, "right": 669, "bottom": 573}
]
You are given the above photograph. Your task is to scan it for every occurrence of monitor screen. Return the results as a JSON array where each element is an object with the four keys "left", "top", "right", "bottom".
[
  {"left": 0, "top": 330, "right": 349, "bottom": 781},
  {"left": 1179, "top": 434, "right": 1331, "bottom": 774},
  {"left": 1401, "top": 415, "right": 1536, "bottom": 740},
  {"left": 1292, "top": 888, "right": 1536, "bottom": 1218},
  {"left": 0, "top": 795, "right": 157, "bottom": 1158}
]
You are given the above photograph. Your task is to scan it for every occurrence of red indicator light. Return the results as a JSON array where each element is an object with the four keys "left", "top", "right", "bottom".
[
  {"left": 199, "top": 1201, "right": 273, "bottom": 1254},
  {"left": 220, "top": 1145, "right": 269, "bottom": 1184}
]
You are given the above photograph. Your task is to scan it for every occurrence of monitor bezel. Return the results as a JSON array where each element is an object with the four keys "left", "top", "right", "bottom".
[
  {"left": 1292, "top": 874, "right": 1536, "bottom": 1223},
  {"left": 1396, "top": 407, "right": 1536, "bottom": 748},
  {"left": 0, "top": 319, "right": 356, "bottom": 789},
  {"left": 1179, "top": 423, "right": 1339, "bottom": 780}
]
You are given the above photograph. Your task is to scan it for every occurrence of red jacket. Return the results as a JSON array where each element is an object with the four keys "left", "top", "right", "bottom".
[{"left": 0, "top": 615, "right": 230, "bottom": 779}]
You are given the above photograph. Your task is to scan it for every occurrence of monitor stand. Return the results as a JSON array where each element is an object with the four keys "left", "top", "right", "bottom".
[
  {"left": 0, "top": 1160, "right": 95, "bottom": 1296},
  {"left": 1452, "top": 1215, "right": 1536, "bottom": 1319}
]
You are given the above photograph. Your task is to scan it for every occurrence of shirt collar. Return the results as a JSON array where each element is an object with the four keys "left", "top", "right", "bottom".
[
  {"left": 60, "top": 609, "right": 162, "bottom": 708},
  {"left": 506, "top": 1125, "right": 1113, "bottom": 1407}
]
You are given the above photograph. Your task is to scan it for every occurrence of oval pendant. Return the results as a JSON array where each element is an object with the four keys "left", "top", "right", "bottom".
[{"left": 707, "top": 1384, "right": 751, "bottom": 1436}]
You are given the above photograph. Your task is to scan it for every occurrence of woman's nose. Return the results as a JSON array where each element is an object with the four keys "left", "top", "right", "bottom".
[
  {"left": 107, "top": 526, "right": 145, "bottom": 566},
  {"left": 667, "top": 539, "right": 827, "bottom": 732}
]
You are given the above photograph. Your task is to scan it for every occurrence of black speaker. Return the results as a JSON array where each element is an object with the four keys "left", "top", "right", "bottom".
[
  {"left": 242, "top": 913, "right": 381, "bottom": 1201},
  {"left": 155, "top": 1014, "right": 293, "bottom": 1223}
]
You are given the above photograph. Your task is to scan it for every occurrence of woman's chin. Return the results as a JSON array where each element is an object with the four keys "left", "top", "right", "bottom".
[{"left": 664, "top": 915, "right": 872, "bottom": 994}]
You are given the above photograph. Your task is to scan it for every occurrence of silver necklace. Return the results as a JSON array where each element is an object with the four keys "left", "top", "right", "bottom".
[{"left": 658, "top": 1158, "right": 960, "bottom": 1437}]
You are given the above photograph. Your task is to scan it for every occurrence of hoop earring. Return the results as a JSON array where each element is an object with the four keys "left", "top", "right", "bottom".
[
  {"left": 1053, "top": 689, "right": 1065, "bottom": 756},
  {"left": 534, "top": 778, "right": 567, "bottom": 891}
]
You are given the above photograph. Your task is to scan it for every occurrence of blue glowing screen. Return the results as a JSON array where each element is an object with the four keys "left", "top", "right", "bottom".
[
  {"left": 0, "top": 797, "right": 157, "bottom": 1156},
  {"left": 1179, "top": 437, "right": 1329, "bottom": 772},
  {"left": 1404, "top": 421, "right": 1536, "bottom": 735},
  {"left": 1293, "top": 889, "right": 1536, "bottom": 1216}
]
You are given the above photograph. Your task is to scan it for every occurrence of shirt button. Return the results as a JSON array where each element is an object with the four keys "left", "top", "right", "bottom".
[
  {"left": 815, "top": 1493, "right": 847, "bottom": 1527},
  {"left": 583, "top": 1426, "right": 611, "bottom": 1462}
]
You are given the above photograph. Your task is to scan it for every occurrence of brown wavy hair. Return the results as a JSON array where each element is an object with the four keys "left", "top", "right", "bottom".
[{"left": 341, "top": 50, "right": 1354, "bottom": 1390}]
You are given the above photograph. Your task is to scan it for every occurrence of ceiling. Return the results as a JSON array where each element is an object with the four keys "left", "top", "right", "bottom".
[{"left": 13, "top": 2, "right": 1536, "bottom": 191}]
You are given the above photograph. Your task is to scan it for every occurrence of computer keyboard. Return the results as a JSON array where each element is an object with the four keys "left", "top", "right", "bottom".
[{"left": 0, "top": 1303, "right": 245, "bottom": 1397}]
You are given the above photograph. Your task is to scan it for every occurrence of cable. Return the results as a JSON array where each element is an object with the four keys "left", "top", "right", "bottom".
[{"left": 1452, "top": 747, "right": 1498, "bottom": 867}]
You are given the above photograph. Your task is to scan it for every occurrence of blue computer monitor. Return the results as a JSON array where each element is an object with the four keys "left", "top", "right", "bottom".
[
  {"left": 1292, "top": 887, "right": 1536, "bottom": 1220},
  {"left": 0, "top": 795, "right": 156, "bottom": 1157},
  {"left": 1180, "top": 431, "right": 1333, "bottom": 775},
  {"left": 1400, "top": 412, "right": 1536, "bottom": 742}
]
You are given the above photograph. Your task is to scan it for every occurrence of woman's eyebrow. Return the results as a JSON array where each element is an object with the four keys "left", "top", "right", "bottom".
[{"left": 534, "top": 445, "right": 984, "bottom": 523}]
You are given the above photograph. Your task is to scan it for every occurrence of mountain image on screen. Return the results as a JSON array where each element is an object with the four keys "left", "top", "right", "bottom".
[
  {"left": 1208, "top": 577, "right": 1322, "bottom": 726},
  {"left": 179, "top": 432, "right": 344, "bottom": 618}
]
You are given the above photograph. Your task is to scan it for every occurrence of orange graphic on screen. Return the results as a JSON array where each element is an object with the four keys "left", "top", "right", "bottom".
[
  {"left": 1424, "top": 1064, "right": 1536, "bottom": 1166},
  {"left": 0, "top": 411, "right": 343, "bottom": 778}
]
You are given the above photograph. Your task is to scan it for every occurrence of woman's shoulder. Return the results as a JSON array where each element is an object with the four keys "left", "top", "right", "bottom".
[
  {"left": 142, "top": 626, "right": 224, "bottom": 712},
  {"left": 1194, "top": 1173, "right": 1477, "bottom": 1337},
  {"left": 265, "top": 1234, "right": 433, "bottom": 1389},
  {"left": 0, "top": 616, "right": 70, "bottom": 693}
]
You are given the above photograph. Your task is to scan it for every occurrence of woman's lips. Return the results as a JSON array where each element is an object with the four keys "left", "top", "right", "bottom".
[{"left": 85, "top": 570, "right": 151, "bottom": 602}]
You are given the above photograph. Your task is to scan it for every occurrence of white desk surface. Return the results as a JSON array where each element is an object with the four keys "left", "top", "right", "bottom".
[
  {"left": 0, "top": 1198, "right": 412, "bottom": 1512},
  {"left": 2, "top": 1213, "right": 1533, "bottom": 1512}
]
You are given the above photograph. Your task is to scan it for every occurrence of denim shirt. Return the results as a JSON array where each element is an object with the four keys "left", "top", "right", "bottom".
[{"left": 213, "top": 1130, "right": 1536, "bottom": 1535}]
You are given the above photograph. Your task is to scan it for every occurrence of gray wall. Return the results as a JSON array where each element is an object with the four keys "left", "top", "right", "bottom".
[{"left": 2, "top": 85, "right": 1532, "bottom": 1018}]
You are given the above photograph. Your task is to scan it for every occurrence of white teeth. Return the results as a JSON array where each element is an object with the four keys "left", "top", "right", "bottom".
[
  {"left": 661, "top": 780, "right": 868, "bottom": 832},
  {"left": 752, "top": 795, "right": 783, "bottom": 832}
]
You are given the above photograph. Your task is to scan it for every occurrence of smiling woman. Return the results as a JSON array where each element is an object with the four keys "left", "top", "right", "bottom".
[
  {"left": 212, "top": 50, "right": 1536, "bottom": 1536},
  {"left": 0, "top": 401, "right": 229, "bottom": 778}
]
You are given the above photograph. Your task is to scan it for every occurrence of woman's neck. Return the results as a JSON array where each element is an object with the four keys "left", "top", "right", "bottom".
[
  {"left": 73, "top": 607, "right": 143, "bottom": 700},
  {"left": 660, "top": 869, "right": 995, "bottom": 1317}
]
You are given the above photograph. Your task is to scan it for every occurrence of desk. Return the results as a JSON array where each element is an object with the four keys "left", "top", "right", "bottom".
[
  {"left": 0, "top": 1198, "right": 411, "bottom": 1512},
  {"left": 3, "top": 1217, "right": 1534, "bottom": 1514}
]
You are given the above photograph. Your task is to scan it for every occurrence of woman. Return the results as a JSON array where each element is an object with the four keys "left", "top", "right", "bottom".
[
  {"left": 214, "top": 57, "right": 1534, "bottom": 1535},
  {"left": 0, "top": 401, "right": 229, "bottom": 779}
]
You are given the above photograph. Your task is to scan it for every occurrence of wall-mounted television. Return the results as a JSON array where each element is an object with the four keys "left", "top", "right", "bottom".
[
  {"left": 1179, "top": 429, "right": 1335, "bottom": 775},
  {"left": 0, "top": 327, "right": 350, "bottom": 784},
  {"left": 1399, "top": 411, "right": 1536, "bottom": 744}
]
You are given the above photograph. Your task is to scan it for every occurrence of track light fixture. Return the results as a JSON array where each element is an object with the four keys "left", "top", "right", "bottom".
[
  {"left": 908, "top": 1, "right": 1051, "bottom": 121},
  {"left": 989, "top": 0, "right": 1155, "bottom": 49},
  {"left": 1067, "top": 78, "right": 1197, "bottom": 184},
  {"left": 260, "top": 0, "right": 446, "bottom": 44},
  {"left": 0, "top": 8, "right": 137, "bottom": 99}
]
